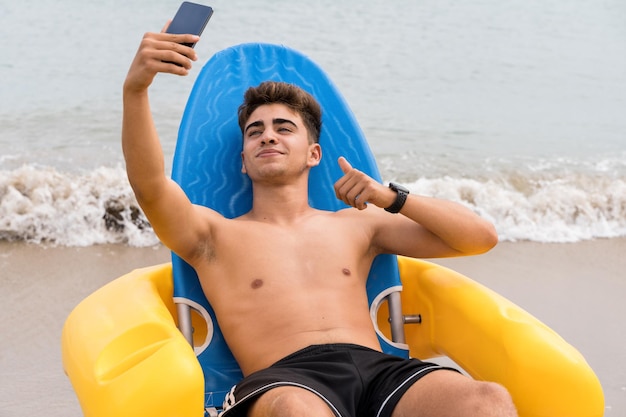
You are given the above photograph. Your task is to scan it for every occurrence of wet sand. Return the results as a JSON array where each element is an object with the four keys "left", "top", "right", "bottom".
[{"left": 1, "top": 239, "right": 624, "bottom": 416}]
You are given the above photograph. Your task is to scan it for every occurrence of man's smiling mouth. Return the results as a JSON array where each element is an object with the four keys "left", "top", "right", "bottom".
[{"left": 256, "top": 149, "right": 284, "bottom": 157}]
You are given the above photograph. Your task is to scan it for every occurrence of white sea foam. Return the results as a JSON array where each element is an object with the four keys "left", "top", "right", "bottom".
[
  {"left": 1, "top": 164, "right": 624, "bottom": 247},
  {"left": 407, "top": 173, "right": 626, "bottom": 243},
  {"left": 0, "top": 165, "right": 158, "bottom": 247}
]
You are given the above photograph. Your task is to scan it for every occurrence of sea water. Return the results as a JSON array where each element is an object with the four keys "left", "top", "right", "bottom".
[{"left": 1, "top": 0, "right": 625, "bottom": 246}]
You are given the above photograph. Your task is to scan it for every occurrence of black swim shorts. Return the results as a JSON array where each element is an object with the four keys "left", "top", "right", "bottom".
[{"left": 221, "top": 343, "right": 459, "bottom": 417}]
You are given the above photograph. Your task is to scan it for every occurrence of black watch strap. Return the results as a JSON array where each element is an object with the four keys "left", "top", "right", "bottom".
[{"left": 385, "top": 182, "right": 409, "bottom": 214}]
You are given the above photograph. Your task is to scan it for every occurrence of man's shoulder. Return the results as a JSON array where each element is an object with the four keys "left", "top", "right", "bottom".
[{"left": 320, "top": 206, "right": 390, "bottom": 235}]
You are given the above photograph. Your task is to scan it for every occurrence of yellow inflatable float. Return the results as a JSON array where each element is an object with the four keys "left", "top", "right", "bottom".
[
  {"left": 62, "top": 258, "right": 604, "bottom": 417},
  {"left": 62, "top": 43, "right": 603, "bottom": 417}
]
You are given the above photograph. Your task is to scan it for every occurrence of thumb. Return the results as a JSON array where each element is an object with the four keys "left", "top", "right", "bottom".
[{"left": 338, "top": 156, "right": 353, "bottom": 174}]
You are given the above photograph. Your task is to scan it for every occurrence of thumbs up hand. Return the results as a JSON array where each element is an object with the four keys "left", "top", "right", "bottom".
[{"left": 334, "top": 157, "right": 392, "bottom": 210}]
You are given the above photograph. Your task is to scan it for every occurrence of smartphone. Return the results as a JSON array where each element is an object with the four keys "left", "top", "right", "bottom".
[{"left": 166, "top": 2, "right": 214, "bottom": 48}]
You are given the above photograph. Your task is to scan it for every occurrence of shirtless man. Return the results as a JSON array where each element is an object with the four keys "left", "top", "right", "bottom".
[{"left": 123, "top": 29, "right": 517, "bottom": 417}]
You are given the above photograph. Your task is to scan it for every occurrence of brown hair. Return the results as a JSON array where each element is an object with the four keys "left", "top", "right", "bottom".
[{"left": 237, "top": 81, "right": 322, "bottom": 143}]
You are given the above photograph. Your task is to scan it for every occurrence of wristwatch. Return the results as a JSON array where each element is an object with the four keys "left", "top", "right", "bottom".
[{"left": 384, "top": 182, "right": 410, "bottom": 213}]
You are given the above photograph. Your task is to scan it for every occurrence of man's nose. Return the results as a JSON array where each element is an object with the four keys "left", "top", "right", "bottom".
[{"left": 261, "top": 133, "right": 277, "bottom": 145}]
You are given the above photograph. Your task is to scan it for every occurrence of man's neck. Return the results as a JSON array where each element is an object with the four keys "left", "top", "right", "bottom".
[{"left": 246, "top": 182, "right": 315, "bottom": 224}]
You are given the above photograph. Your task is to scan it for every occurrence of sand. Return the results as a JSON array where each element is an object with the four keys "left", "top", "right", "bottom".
[{"left": 1, "top": 239, "right": 624, "bottom": 416}]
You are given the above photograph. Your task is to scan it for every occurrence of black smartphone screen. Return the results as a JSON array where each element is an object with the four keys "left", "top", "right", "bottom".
[{"left": 166, "top": 2, "right": 214, "bottom": 47}]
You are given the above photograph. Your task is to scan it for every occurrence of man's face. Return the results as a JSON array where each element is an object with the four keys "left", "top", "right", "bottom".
[{"left": 241, "top": 103, "right": 321, "bottom": 182}]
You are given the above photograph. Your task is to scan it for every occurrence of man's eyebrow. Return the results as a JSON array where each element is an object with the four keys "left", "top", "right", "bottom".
[
  {"left": 244, "top": 120, "right": 264, "bottom": 134},
  {"left": 273, "top": 118, "right": 297, "bottom": 128},
  {"left": 244, "top": 118, "right": 298, "bottom": 134}
]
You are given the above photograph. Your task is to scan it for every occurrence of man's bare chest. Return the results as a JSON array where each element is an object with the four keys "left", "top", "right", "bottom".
[{"left": 196, "top": 216, "right": 373, "bottom": 294}]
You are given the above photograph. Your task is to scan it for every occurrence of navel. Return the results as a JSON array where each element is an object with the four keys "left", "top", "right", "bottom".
[
  {"left": 251, "top": 278, "right": 264, "bottom": 289},
  {"left": 342, "top": 268, "right": 351, "bottom": 276}
]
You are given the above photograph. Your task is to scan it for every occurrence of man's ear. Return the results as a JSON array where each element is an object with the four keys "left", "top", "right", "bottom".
[
  {"left": 241, "top": 152, "right": 247, "bottom": 174},
  {"left": 308, "top": 143, "right": 322, "bottom": 167}
]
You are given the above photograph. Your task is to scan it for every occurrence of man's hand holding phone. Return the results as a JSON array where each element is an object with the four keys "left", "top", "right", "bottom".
[
  {"left": 124, "top": 2, "right": 213, "bottom": 93},
  {"left": 124, "top": 32, "right": 199, "bottom": 93}
]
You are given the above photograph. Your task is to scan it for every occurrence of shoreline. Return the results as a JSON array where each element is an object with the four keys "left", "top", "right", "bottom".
[{"left": 1, "top": 238, "right": 624, "bottom": 415}]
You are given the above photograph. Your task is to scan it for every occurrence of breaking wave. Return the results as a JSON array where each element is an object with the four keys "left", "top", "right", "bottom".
[{"left": 1, "top": 163, "right": 624, "bottom": 246}]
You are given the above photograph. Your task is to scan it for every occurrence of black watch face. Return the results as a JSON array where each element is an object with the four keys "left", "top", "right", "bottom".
[{"left": 390, "top": 182, "right": 409, "bottom": 193}]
